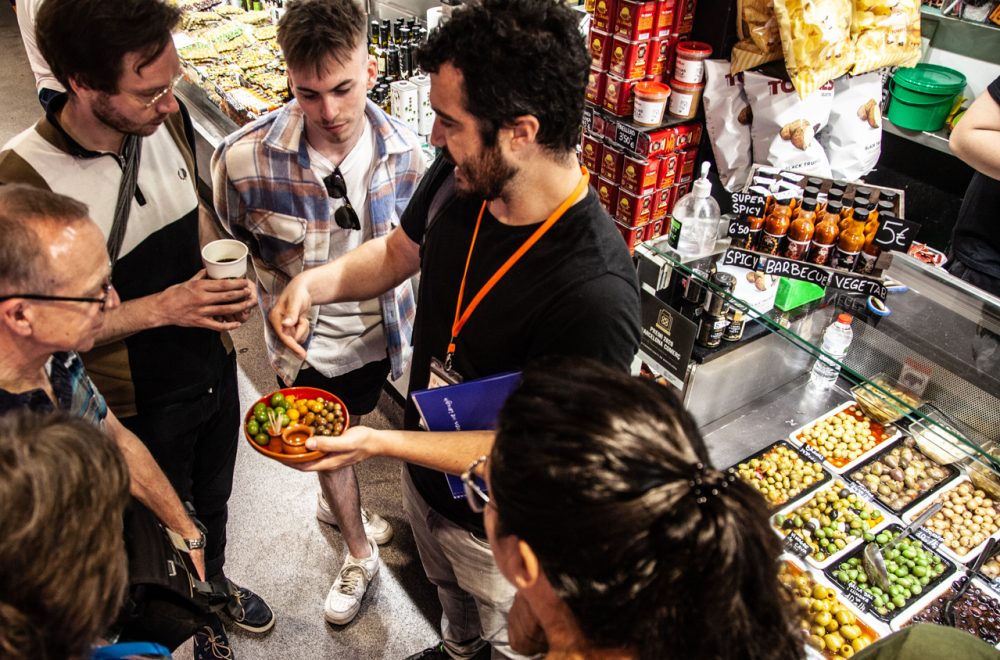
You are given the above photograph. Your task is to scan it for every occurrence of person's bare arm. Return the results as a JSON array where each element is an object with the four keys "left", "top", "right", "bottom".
[
  {"left": 269, "top": 225, "right": 421, "bottom": 358},
  {"left": 296, "top": 426, "right": 494, "bottom": 476},
  {"left": 950, "top": 87, "right": 1000, "bottom": 180},
  {"left": 104, "top": 409, "right": 206, "bottom": 578},
  {"left": 95, "top": 270, "right": 255, "bottom": 344}
]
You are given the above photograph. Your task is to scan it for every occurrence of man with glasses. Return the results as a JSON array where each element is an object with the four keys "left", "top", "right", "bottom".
[
  {"left": 270, "top": 1, "right": 640, "bottom": 657},
  {"left": 0, "top": 184, "right": 206, "bottom": 610},
  {"left": 0, "top": 1, "right": 271, "bottom": 656},
  {"left": 212, "top": 0, "right": 425, "bottom": 626}
]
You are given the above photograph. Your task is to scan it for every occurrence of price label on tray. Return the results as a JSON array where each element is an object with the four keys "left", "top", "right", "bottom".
[
  {"left": 844, "top": 480, "right": 875, "bottom": 503},
  {"left": 783, "top": 532, "right": 812, "bottom": 560},
  {"left": 914, "top": 527, "right": 944, "bottom": 551},
  {"left": 798, "top": 444, "right": 825, "bottom": 465},
  {"left": 843, "top": 582, "right": 875, "bottom": 612},
  {"left": 730, "top": 192, "right": 767, "bottom": 218},
  {"left": 727, "top": 219, "right": 751, "bottom": 239},
  {"left": 874, "top": 217, "right": 921, "bottom": 254}
]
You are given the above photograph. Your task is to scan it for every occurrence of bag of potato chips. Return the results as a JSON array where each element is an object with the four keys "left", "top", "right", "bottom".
[
  {"left": 772, "top": 0, "right": 855, "bottom": 98},
  {"left": 731, "top": 0, "right": 784, "bottom": 74},
  {"left": 850, "top": 0, "right": 921, "bottom": 75},
  {"left": 704, "top": 60, "right": 754, "bottom": 191},
  {"left": 819, "top": 72, "right": 883, "bottom": 180},
  {"left": 745, "top": 69, "right": 834, "bottom": 177}
]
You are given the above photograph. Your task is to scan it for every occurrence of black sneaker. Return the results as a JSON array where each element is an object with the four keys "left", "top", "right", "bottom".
[
  {"left": 222, "top": 580, "right": 275, "bottom": 633},
  {"left": 404, "top": 641, "right": 491, "bottom": 660},
  {"left": 193, "top": 615, "right": 234, "bottom": 660}
]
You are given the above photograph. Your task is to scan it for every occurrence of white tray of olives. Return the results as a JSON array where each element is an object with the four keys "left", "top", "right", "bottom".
[
  {"left": 902, "top": 476, "right": 1000, "bottom": 567},
  {"left": 790, "top": 402, "right": 902, "bottom": 476}
]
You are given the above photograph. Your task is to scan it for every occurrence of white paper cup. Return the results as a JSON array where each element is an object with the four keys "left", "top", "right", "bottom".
[{"left": 201, "top": 239, "right": 248, "bottom": 279}]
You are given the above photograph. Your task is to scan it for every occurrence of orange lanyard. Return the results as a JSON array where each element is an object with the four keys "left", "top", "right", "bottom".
[{"left": 445, "top": 167, "right": 590, "bottom": 369}]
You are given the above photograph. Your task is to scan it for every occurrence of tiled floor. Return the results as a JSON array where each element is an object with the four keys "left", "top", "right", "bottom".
[{"left": 2, "top": 6, "right": 441, "bottom": 658}]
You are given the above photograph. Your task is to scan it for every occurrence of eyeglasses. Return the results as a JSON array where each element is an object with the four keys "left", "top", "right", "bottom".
[
  {"left": 462, "top": 455, "right": 491, "bottom": 513},
  {"left": 0, "top": 281, "right": 114, "bottom": 311},
  {"left": 322, "top": 168, "right": 361, "bottom": 231},
  {"left": 128, "top": 72, "right": 184, "bottom": 109}
]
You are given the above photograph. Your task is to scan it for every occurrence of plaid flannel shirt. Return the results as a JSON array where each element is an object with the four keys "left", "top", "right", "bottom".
[
  {"left": 212, "top": 99, "right": 424, "bottom": 384},
  {"left": 0, "top": 351, "right": 108, "bottom": 424}
]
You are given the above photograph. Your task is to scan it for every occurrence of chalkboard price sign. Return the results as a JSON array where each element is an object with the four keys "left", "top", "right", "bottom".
[
  {"left": 728, "top": 219, "right": 751, "bottom": 239},
  {"left": 730, "top": 192, "right": 767, "bottom": 218},
  {"left": 874, "top": 217, "right": 921, "bottom": 253},
  {"left": 783, "top": 532, "right": 811, "bottom": 560},
  {"left": 843, "top": 582, "right": 874, "bottom": 612},
  {"left": 914, "top": 527, "right": 943, "bottom": 552}
]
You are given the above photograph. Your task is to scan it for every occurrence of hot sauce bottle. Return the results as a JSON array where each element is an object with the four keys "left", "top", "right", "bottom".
[
  {"left": 758, "top": 198, "right": 792, "bottom": 255},
  {"left": 831, "top": 206, "right": 868, "bottom": 271},
  {"left": 808, "top": 200, "right": 840, "bottom": 266},
  {"left": 783, "top": 197, "right": 817, "bottom": 261},
  {"left": 744, "top": 213, "right": 765, "bottom": 250},
  {"left": 855, "top": 234, "right": 882, "bottom": 275}
]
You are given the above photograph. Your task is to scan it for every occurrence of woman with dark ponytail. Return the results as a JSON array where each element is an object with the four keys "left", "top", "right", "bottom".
[{"left": 468, "top": 358, "right": 804, "bottom": 659}]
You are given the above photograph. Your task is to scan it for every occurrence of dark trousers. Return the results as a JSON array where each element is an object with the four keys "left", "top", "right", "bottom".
[
  {"left": 281, "top": 358, "right": 390, "bottom": 419},
  {"left": 121, "top": 352, "right": 240, "bottom": 580}
]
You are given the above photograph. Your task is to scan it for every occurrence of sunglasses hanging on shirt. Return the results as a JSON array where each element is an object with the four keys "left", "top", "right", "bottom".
[{"left": 322, "top": 167, "right": 361, "bottom": 231}]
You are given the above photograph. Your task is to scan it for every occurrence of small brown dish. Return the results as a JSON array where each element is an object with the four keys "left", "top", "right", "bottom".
[{"left": 281, "top": 424, "right": 314, "bottom": 455}]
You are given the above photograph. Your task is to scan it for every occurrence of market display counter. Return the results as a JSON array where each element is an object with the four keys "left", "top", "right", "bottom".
[{"left": 636, "top": 205, "right": 1000, "bottom": 653}]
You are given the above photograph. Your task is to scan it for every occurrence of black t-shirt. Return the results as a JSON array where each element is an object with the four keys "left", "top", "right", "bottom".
[
  {"left": 401, "top": 156, "right": 641, "bottom": 533},
  {"left": 951, "top": 75, "right": 1000, "bottom": 283}
]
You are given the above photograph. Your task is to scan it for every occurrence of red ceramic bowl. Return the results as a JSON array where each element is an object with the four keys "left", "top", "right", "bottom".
[{"left": 243, "top": 386, "right": 350, "bottom": 465}]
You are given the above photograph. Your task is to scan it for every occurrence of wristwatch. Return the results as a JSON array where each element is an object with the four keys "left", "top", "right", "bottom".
[{"left": 183, "top": 532, "right": 206, "bottom": 551}]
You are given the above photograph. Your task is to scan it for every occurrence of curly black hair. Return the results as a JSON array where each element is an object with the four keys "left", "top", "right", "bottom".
[{"left": 416, "top": 0, "right": 589, "bottom": 154}]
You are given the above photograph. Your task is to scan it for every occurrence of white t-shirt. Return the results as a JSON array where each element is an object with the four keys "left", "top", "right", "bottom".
[
  {"left": 16, "top": 0, "right": 66, "bottom": 94},
  {"left": 303, "top": 117, "right": 387, "bottom": 377}
]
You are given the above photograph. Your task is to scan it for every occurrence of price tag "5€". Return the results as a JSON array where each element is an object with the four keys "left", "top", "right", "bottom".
[{"left": 874, "top": 218, "right": 921, "bottom": 253}]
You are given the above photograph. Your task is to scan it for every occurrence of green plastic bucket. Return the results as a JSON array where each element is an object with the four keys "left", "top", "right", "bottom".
[{"left": 887, "top": 64, "right": 966, "bottom": 132}]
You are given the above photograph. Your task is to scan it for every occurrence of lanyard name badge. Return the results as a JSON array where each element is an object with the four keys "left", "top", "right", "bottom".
[{"left": 428, "top": 167, "right": 590, "bottom": 390}]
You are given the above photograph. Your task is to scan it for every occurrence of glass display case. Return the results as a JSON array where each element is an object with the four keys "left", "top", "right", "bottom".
[{"left": 636, "top": 235, "right": 1000, "bottom": 644}]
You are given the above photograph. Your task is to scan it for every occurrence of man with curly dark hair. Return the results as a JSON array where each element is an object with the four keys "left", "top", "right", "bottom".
[{"left": 270, "top": 1, "right": 640, "bottom": 657}]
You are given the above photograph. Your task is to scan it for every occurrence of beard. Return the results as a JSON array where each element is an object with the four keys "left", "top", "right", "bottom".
[
  {"left": 445, "top": 142, "right": 517, "bottom": 201},
  {"left": 93, "top": 93, "right": 165, "bottom": 137}
]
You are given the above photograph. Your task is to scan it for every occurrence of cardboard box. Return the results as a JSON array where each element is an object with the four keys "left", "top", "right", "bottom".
[
  {"left": 656, "top": 151, "right": 680, "bottom": 189},
  {"left": 616, "top": 189, "right": 655, "bottom": 226},
  {"left": 613, "top": 120, "right": 702, "bottom": 158},
  {"left": 593, "top": 0, "right": 618, "bottom": 31},
  {"left": 589, "top": 29, "right": 612, "bottom": 70},
  {"left": 672, "top": 0, "right": 697, "bottom": 35},
  {"left": 653, "top": 0, "right": 675, "bottom": 38},
  {"left": 600, "top": 141, "right": 625, "bottom": 181},
  {"left": 616, "top": 219, "right": 646, "bottom": 253},
  {"left": 603, "top": 74, "right": 638, "bottom": 117},
  {"left": 620, "top": 154, "right": 660, "bottom": 196},
  {"left": 609, "top": 36, "right": 650, "bottom": 80},
  {"left": 597, "top": 177, "right": 619, "bottom": 215},
  {"left": 585, "top": 67, "right": 607, "bottom": 106},
  {"left": 581, "top": 133, "right": 604, "bottom": 172},
  {"left": 614, "top": 0, "right": 658, "bottom": 41},
  {"left": 654, "top": 184, "right": 677, "bottom": 220}
]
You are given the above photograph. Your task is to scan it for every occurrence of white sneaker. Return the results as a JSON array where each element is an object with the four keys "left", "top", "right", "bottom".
[
  {"left": 324, "top": 538, "right": 379, "bottom": 625},
  {"left": 316, "top": 492, "right": 394, "bottom": 544}
]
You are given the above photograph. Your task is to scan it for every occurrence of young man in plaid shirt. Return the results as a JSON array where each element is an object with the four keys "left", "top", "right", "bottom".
[{"left": 212, "top": 0, "right": 425, "bottom": 625}]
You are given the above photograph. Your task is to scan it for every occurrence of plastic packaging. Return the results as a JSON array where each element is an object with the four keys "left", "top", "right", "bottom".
[
  {"left": 674, "top": 41, "right": 713, "bottom": 84},
  {"left": 668, "top": 79, "right": 705, "bottom": 120},
  {"left": 670, "top": 162, "right": 720, "bottom": 254},
  {"left": 809, "top": 313, "right": 853, "bottom": 389},
  {"left": 633, "top": 81, "right": 670, "bottom": 126}
]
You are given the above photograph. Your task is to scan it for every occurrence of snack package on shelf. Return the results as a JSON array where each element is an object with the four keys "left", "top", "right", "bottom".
[
  {"left": 850, "top": 0, "right": 921, "bottom": 75},
  {"left": 703, "top": 60, "right": 753, "bottom": 191},
  {"left": 745, "top": 70, "right": 834, "bottom": 177},
  {"left": 772, "top": 0, "right": 855, "bottom": 97},
  {"left": 731, "top": 0, "right": 784, "bottom": 74},
  {"left": 819, "top": 71, "right": 883, "bottom": 180}
]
